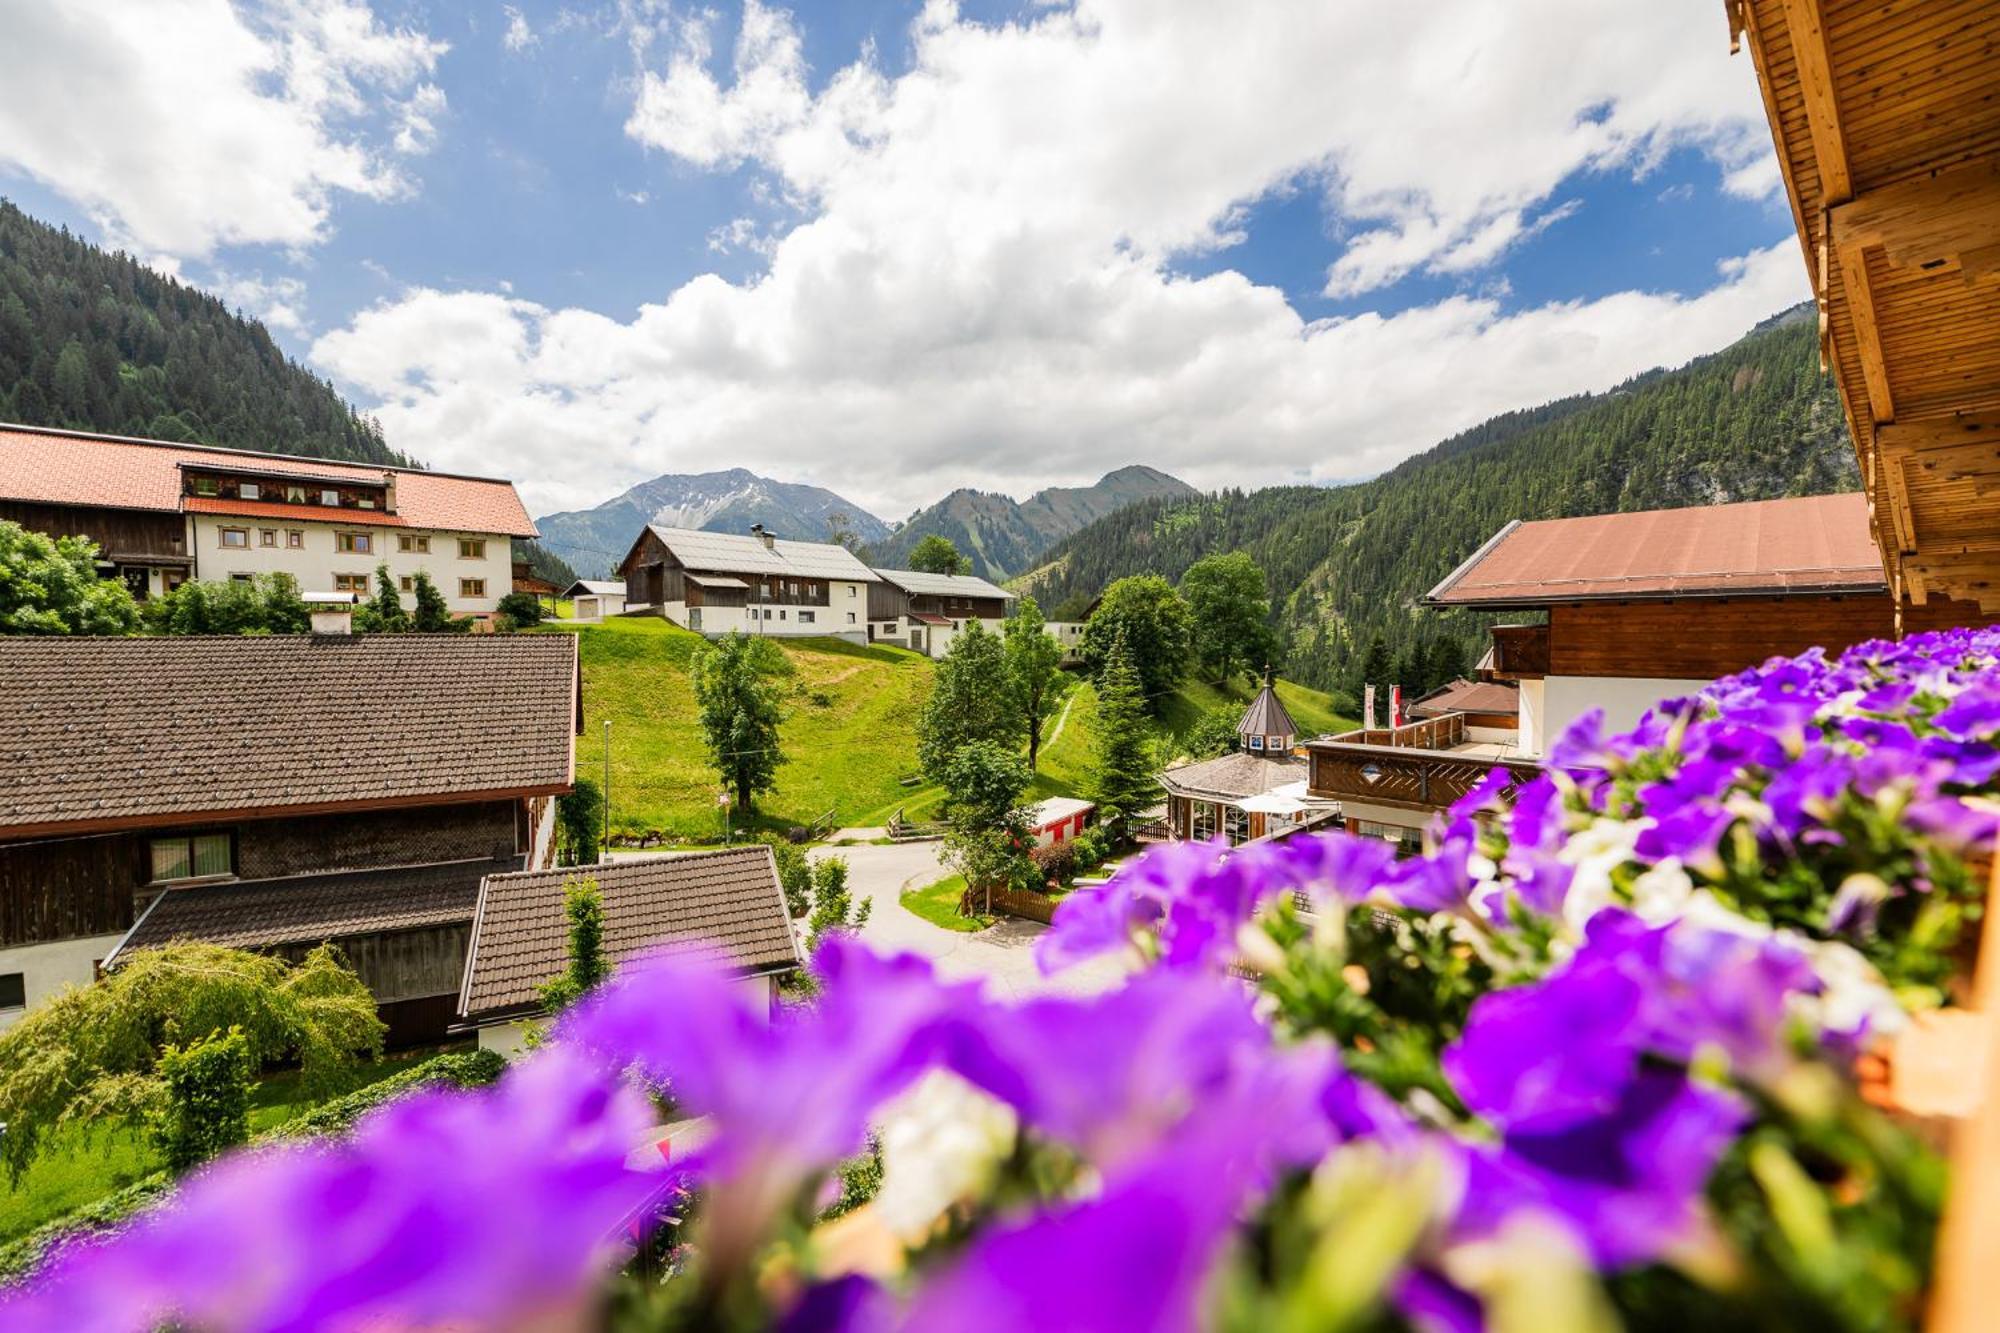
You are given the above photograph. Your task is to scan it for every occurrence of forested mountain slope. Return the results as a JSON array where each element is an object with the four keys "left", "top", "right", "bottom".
[
  {"left": 1019, "top": 306, "right": 1855, "bottom": 694},
  {"left": 0, "top": 199, "right": 401, "bottom": 465},
  {"left": 869, "top": 465, "right": 1196, "bottom": 581}
]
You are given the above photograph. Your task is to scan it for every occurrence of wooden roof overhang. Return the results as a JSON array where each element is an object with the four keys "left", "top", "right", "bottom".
[{"left": 1727, "top": 0, "right": 2000, "bottom": 613}]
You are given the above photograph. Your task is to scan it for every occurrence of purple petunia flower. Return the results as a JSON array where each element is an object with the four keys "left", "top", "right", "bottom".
[{"left": 0, "top": 1046, "right": 662, "bottom": 1332}]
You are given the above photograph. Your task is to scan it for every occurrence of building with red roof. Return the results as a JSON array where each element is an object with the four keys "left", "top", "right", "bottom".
[{"left": 0, "top": 422, "right": 538, "bottom": 616}]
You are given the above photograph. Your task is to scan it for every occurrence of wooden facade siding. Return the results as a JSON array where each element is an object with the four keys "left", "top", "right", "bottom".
[
  {"left": 233, "top": 802, "right": 521, "bottom": 882},
  {"left": 278, "top": 923, "right": 470, "bottom": 1006},
  {"left": 1, "top": 801, "right": 525, "bottom": 950},
  {"left": 0, "top": 499, "right": 187, "bottom": 560},
  {"left": 1489, "top": 624, "right": 1550, "bottom": 678},
  {"left": 1544, "top": 594, "right": 1997, "bottom": 679},
  {"left": 0, "top": 832, "right": 142, "bottom": 948}
]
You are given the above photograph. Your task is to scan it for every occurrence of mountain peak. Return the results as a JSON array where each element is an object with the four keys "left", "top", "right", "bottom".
[
  {"left": 536, "top": 469, "right": 889, "bottom": 578},
  {"left": 869, "top": 464, "right": 1195, "bottom": 581}
]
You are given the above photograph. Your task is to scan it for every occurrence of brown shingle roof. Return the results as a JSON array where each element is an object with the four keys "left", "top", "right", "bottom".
[
  {"left": 0, "top": 635, "right": 577, "bottom": 837},
  {"left": 0, "top": 423, "right": 538, "bottom": 537},
  {"left": 1410, "top": 679, "right": 1520, "bottom": 718},
  {"left": 1236, "top": 683, "right": 1296, "bottom": 738},
  {"left": 1158, "top": 751, "right": 1306, "bottom": 802},
  {"left": 109, "top": 857, "right": 507, "bottom": 961},
  {"left": 1426, "top": 494, "right": 1887, "bottom": 608},
  {"left": 459, "top": 848, "right": 801, "bottom": 1018}
]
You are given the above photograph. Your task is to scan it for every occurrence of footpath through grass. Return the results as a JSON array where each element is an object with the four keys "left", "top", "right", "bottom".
[{"left": 0, "top": 1045, "right": 451, "bottom": 1244}]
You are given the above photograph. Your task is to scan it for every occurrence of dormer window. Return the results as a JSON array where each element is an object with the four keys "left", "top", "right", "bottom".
[
  {"left": 239, "top": 482, "right": 260, "bottom": 501},
  {"left": 321, "top": 489, "right": 341, "bottom": 506},
  {"left": 192, "top": 476, "right": 220, "bottom": 497},
  {"left": 286, "top": 485, "right": 307, "bottom": 503}
]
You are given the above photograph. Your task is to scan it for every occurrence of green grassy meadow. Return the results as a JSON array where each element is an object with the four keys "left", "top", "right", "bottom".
[
  {"left": 899, "top": 874, "right": 993, "bottom": 932},
  {"left": 0, "top": 1046, "right": 449, "bottom": 1244},
  {"left": 554, "top": 616, "right": 1354, "bottom": 839}
]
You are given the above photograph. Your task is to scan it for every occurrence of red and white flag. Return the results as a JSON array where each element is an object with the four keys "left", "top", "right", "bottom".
[{"left": 1389, "top": 685, "right": 1403, "bottom": 729}]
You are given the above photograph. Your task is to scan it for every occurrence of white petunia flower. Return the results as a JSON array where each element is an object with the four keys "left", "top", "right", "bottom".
[{"left": 873, "top": 1070, "right": 1018, "bottom": 1244}]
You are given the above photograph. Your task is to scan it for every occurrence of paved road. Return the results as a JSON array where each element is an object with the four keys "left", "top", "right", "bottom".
[{"left": 811, "top": 841, "right": 1129, "bottom": 1000}]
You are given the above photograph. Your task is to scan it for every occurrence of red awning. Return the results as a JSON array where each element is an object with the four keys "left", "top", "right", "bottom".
[{"left": 912, "top": 612, "right": 953, "bottom": 626}]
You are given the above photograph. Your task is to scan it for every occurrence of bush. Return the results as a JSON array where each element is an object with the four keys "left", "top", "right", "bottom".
[
  {"left": 819, "top": 1137, "right": 884, "bottom": 1221},
  {"left": 153, "top": 1028, "right": 254, "bottom": 1172},
  {"left": 1070, "top": 828, "right": 1107, "bottom": 873},
  {"left": 275, "top": 1048, "right": 506, "bottom": 1139},
  {"left": 497, "top": 592, "right": 545, "bottom": 628},
  {"left": 557, "top": 778, "right": 604, "bottom": 867},
  {"left": 1030, "top": 841, "right": 1077, "bottom": 886}
]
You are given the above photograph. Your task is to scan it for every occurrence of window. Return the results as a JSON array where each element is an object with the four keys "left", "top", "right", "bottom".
[
  {"left": 399, "top": 576, "right": 415, "bottom": 593},
  {"left": 219, "top": 527, "right": 248, "bottom": 548},
  {"left": 798, "top": 610, "right": 814, "bottom": 624},
  {"left": 1247, "top": 735, "right": 1264, "bottom": 751},
  {"left": 848, "top": 585, "right": 856, "bottom": 598},
  {"left": 336, "top": 532, "right": 372, "bottom": 555},
  {"left": 286, "top": 529, "right": 304, "bottom": 549},
  {"left": 398, "top": 534, "right": 430, "bottom": 554},
  {"left": 258, "top": 529, "right": 277, "bottom": 547},
  {"left": 334, "top": 573, "right": 369, "bottom": 593},
  {"left": 191, "top": 476, "right": 220, "bottom": 497},
  {"left": 458, "top": 538, "right": 486, "bottom": 559},
  {"left": 321, "top": 489, "right": 341, "bottom": 506},
  {"left": 149, "top": 832, "right": 232, "bottom": 883},
  {"left": 239, "top": 482, "right": 261, "bottom": 501},
  {"left": 460, "top": 578, "right": 486, "bottom": 598},
  {"left": 847, "top": 612, "right": 856, "bottom": 624},
  {"left": 0, "top": 973, "right": 22, "bottom": 1011},
  {"left": 229, "top": 573, "right": 256, "bottom": 584},
  {"left": 778, "top": 609, "right": 787, "bottom": 621},
  {"left": 285, "top": 485, "right": 307, "bottom": 503}
]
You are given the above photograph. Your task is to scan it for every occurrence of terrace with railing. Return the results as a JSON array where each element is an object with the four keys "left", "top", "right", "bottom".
[{"left": 1305, "top": 711, "right": 1539, "bottom": 815}]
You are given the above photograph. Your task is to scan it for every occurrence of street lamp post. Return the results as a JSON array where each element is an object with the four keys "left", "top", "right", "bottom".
[
  {"left": 601, "top": 719, "right": 611, "bottom": 863},
  {"left": 719, "top": 789, "right": 733, "bottom": 844}
]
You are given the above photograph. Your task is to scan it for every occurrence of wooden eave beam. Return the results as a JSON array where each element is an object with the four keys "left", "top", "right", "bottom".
[{"left": 1830, "top": 156, "right": 2000, "bottom": 282}]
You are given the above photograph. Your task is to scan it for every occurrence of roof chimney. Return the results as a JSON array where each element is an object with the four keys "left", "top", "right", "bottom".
[
  {"left": 305, "top": 591, "right": 355, "bottom": 636},
  {"left": 750, "top": 523, "right": 775, "bottom": 550},
  {"left": 381, "top": 471, "right": 398, "bottom": 515}
]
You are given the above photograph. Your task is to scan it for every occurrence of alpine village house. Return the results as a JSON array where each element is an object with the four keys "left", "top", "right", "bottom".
[
  {"left": 868, "top": 568, "right": 1015, "bottom": 657},
  {"left": 0, "top": 632, "right": 580, "bottom": 1042},
  {"left": 0, "top": 422, "right": 540, "bottom": 617},
  {"left": 1305, "top": 492, "right": 2000, "bottom": 848},
  {"left": 617, "top": 523, "right": 878, "bottom": 641},
  {"left": 458, "top": 846, "right": 800, "bottom": 1053}
]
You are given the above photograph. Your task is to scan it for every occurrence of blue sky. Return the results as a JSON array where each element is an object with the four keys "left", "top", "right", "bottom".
[{"left": 0, "top": 1, "right": 1807, "bottom": 519}]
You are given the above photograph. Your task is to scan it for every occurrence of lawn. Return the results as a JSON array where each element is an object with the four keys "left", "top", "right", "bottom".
[
  {"left": 898, "top": 873, "right": 994, "bottom": 932},
  {"left": 554, "top": 617, "right": 939, "bottom": 840},
  {"left": 0, "top": 1045, "right": 454, "bottom": 1244}
]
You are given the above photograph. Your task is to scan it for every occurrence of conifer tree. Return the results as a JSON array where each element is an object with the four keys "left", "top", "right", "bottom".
[
  {"left": 367, "top": 564, "right": 408, "bottom": 632},
  {"left": 410, "top": 570, "right": 452, "bottom": 631},
  {"left": 1090, "top": 631, "right": 1157, "bottom": 844}
]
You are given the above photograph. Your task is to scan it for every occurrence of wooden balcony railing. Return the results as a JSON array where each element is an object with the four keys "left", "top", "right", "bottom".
[{"left": 1307, "top": 715, "right": 1539, "bottom": 814}]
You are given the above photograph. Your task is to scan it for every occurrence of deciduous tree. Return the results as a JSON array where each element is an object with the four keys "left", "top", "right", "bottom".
[
  {"left": 690, "top": 631, "right": 792, "bottom": 812},
  {"left": 938, "top": 741, "right": 1035, "bottom": 916},
  {"left": 1077, "top": 574, "right": 1191, "bottom": 710},
  {"left": 1179, "top": 551, "right": 1274, "bottom": 684},
  {"left": 0, "top": 520, "right": 139, "bottom": 635},
  {"left": 916, "top": 619, "right": 1015, "bottom": 784},
  {"left": 908, "top": 534, "right": 971, "bottom": 576},
  {"left": 0, "top": 943, "right": 383, "bottom": 1180},
  {"left": 1003, "top": 595, "right": 1066, "bottom": 770}
]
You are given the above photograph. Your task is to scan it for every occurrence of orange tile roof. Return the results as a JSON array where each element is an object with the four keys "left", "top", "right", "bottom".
[
  {"left": 1427, "top": 493, "right": 1887, "bottom": 608},
  {"left": 185, "top": 497, "right": 412, "bottom": 527},
  {"left": 0, "top": 423, "right": 537, "bottom": 537}
]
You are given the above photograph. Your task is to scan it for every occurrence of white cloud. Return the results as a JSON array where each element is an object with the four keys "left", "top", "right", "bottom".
[
  {"left": 208, "top": 271, "right": 312, "bottom": 336},
  {"left": 0, "top": 0, "right": 448, "bottom": 259},
  {"left": 503, "top": 6, "right": 537, "bottom": 53},
  {"left": 314, "top": 0, "right": 1804, "bottom": 519}
]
